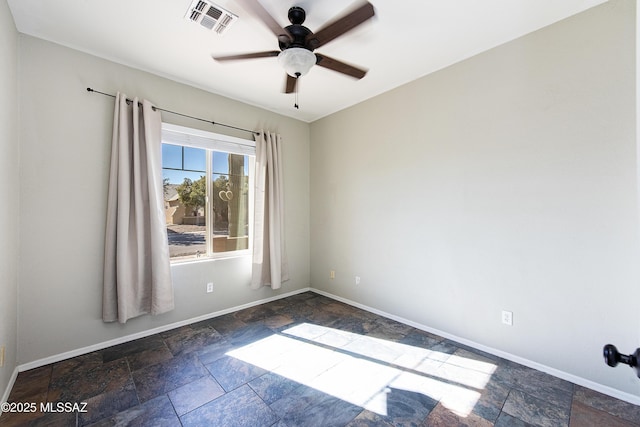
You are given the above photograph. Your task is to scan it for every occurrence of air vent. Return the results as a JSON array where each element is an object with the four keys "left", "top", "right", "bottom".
[{"left": 185, "top": 0, "right": 238, "bottom": 35}]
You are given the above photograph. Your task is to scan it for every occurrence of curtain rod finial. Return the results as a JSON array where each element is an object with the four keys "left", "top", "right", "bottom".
[{"left": 87, "top": 87, "right": 94, "bottom": 92}]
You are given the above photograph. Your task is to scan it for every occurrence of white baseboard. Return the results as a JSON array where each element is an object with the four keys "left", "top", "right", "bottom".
[
  {"left": 310, "top": 288, "right": 640, "bottom": 407},
  {"left": 1, "top": 367, "right": 19, "bottom": 408},
  {"left": 17, "top": 287, "right": 311, "bottom": 373}
]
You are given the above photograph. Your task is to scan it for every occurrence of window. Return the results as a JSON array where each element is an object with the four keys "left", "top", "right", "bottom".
[{"left": 161, "top": 123, "right": 255, "bottom": 262}]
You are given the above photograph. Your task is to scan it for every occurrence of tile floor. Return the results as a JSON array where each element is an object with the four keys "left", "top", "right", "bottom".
[{"left": 1, "top": 291, "right": 639, "bottom": 426}]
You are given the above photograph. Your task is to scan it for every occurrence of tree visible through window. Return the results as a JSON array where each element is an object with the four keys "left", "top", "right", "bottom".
[
  {"left": 162, "top": 136, "right": 253, "bottom": 262},
  {"left": 211, "top": 151, "right": 250, "bottom": 253}
]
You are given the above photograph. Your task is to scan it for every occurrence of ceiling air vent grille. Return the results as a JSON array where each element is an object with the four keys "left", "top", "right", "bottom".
[{"left": 185, "top": 0, "right": 238, "bottom": 35}]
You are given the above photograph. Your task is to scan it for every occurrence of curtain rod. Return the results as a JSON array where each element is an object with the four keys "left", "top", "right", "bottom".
[{"left": 86, "top": 88, "right": 259, "bottom": 136}]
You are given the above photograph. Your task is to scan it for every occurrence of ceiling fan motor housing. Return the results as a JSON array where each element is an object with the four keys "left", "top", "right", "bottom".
[
  {"left": 288, "top": 6, "right": 306, "bottom": 25},
  {"left": 279, "top": 7, "right": 314, "bottom": 51}
]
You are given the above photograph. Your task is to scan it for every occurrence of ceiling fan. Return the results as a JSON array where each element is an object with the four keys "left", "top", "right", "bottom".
[{"left": 212, "top": 1, "right": 375, "bottom": 98}]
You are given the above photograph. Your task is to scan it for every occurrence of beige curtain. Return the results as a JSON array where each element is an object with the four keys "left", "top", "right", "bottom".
[
  {"left": 251, "top": 131, "right": 289, "bottom": 289},
  {"left": 103, "top": 93, "right": 174, "bottom": 323}
]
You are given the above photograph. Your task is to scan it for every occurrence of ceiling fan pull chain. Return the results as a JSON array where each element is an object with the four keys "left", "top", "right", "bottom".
[{"left": 294, "top": 74, "right": 300, "bottom": 109}]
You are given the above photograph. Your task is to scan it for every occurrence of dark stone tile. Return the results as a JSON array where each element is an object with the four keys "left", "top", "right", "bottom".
[
  {"left": 528, "top": 377, "right": 575, "bottom": 410},
  {"left": 345, "top": 410, "right": 394, "bottom": 427},
  {"left": 227, "top": 323, "right": 275, "bottom": 347},
  {"left": 163, "top": 325, "right": 223, "bottom": 357},
  {"left": 496, "top": 359, "right": 574, "bottom": 393},
  {"left": 78, "top": 378, "right": 139, "bottom": 425},
  {"left": 101, "top": 335, "right": 166, "bottom": 363},
  {"left": 569, "top": 400, "right": 638, "bottom": 427},
  {"left": 472, "top": 378, "right": 511, "bottom": 423},
  {"left": 168, "top": 375, "right": 225, "bottom": 416},
  {"left": 126, "top": 344, "right": 173, "bottom": 372},
  {"left": 492, "top": 359, "right": 523, "bottom": 385},
  {"left": 14, "top": 410, "right": 77, "bottom": 427},
  {"left": 0, "top": 410, "right": 47, "bottom": 427},
  {"left": 248, "top": 372, "right": 302, "bottom": 405},
  {"left": 49, "top": 358, "right": 131, "bottom": 403},
  {"left": 9, "top": 293, "right": 640, "bottom": 427},
  {"left": 384, "top": 387, "right": 438, "bottom": 425},
  {"left": 364, "top": 328, "right": 406, "bottom": 342},
  {"left": 51, "top": 351, "right": 103, "bottom": 382},
  {"left": 494, "top": 360, "right": 573, "bottom": 411},
  {"left": 260, "top": 298, "right": 291, "bottom": 312},
  {"left": 303, "top": 294, "right": 334, "bottom": 306},
  {"left": 206, "top": 355, "right": 268, "bottom": 392},
  {"left": 446, "top": 348, "right": 499, "bottom": 371},
  {"left": 572, "top": 385, "right": 640, "bottom": 424},
  {"left": 327, "top": 316, "right": 377, "bottom": 335},
  {"left": 196, "top": 338, "right": 235, "bottom": 365},
  {"left": 494, "top": 412, "right": 535, "bottom": 427},
  {"left": 180, "top": 384, "right": 277, "bottom": 427},
  {"left": 263, "top": 314, "right": 295, "bottom": 330},
  {"left": 7, "top": 365, "right": 52, "bottom": 402},
  {"left": 234, "top": 304, "right": 278, "bottom": 324},
  {"left": 86, "top": 395, "right": 179, "bottom": 427},
  {"left": 304, "top": 309, "right": 342, "bottom": 327},
  {"left": 279, "top": 300, "right": 319, "bottom": 321},
  {"left": 192, "top": 312, "right": 247, "bottom": 335},
  {"left": 425, "top": 402, "right": 493, "bottom": 426},
  {"left": 502, "top": 389, "right": 570, "bottom": 427},
  {"left": 367, "top": 317, "right": 414, "bottom": 341},
  {"left": 452, "top": 343, "right": 502, "bottom": 364},
  {"left": 430, "top": 339, "right": 462, "bottom": 356},
  {"left": 398, "top": 329, "right": 446, "bottom": 350},
  {"left": 435, "top": 347, "right": 501, "bottom": 393},
  {"left": 159, "top": 325, "right": 191, "bottom": 339},
  {"left": 284, "top": 292, "right": 318, "bottom": 304},
  {"left": 270, "top": 384, "right": 362, "bottom": 427},
  {"left": 132, "top": 353, "right": 208, "bottom": 402},
  {"left": 322, "top": 301, "right": 362, "bottom": 317}
]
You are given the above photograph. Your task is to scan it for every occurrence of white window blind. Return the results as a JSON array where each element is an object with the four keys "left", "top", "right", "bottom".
[{"left": 161, "top": 123, "right": 255, "bottom": 156}]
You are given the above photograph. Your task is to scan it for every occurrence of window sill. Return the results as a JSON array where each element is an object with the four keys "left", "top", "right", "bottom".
[{"left": 169, "top": 250, "right": 251, "bottom": 266}]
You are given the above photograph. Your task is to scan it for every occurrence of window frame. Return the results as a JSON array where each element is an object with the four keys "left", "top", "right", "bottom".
[{"left": 161, "top": 123, "right": 256, "bottom": 263}]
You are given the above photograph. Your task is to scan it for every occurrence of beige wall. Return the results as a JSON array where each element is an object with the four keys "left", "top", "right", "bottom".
[
  {"left": 0, "top": 0, "right": 19, "bottom": 401},
  {"left": 310, "top": 0, "right": 640, "bottom": 397},
  {"left": 17, "top": 35, "right": 310, "bottom": 364}
]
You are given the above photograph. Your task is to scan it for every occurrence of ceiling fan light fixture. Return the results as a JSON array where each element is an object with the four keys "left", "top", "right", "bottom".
[{"left": 278, "top": 48, "right": 316, "bottom": 77}]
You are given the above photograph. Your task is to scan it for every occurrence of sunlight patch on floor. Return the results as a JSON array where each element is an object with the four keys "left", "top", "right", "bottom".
[{"left": 226, "top": 323, "right": 496, "bottom": 417}]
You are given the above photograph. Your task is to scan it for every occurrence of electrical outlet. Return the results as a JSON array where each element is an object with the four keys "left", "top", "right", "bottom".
[
  {"left": 206, "top": 282, "right": 214, "bottom": 293},
  {"left": 502, "top": 310, "right": 513, "bottom": 326},
  {"left": 0, "top": 346, "right": 4, "bottom": 367},
  {"left": 355, "top": 276, "right": 361, "bottom": 285},
  {"left": 330, "top": 270, "right": 335, "bottom": 280}
]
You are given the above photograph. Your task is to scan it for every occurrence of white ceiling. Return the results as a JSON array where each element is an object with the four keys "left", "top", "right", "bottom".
[{"left": 7, "top": 0, "right": 607, "bottom": 122}]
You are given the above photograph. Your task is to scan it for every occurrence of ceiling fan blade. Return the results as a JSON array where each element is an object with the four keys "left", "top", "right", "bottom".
[
  {"left": 306, "top": 2, "right": 375, "bottom": 50},
  {"left": 315, "top": 54, "right": 367, "bottom": 79},
  {"left": 213, "top": 51, "right": 280, "bottom": 61},
  {"left": 285, "top": 74, "right": 297, "bottom": 93},
  {"left": 237, "top": 0, "right": 292, "bottom": 44}
]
